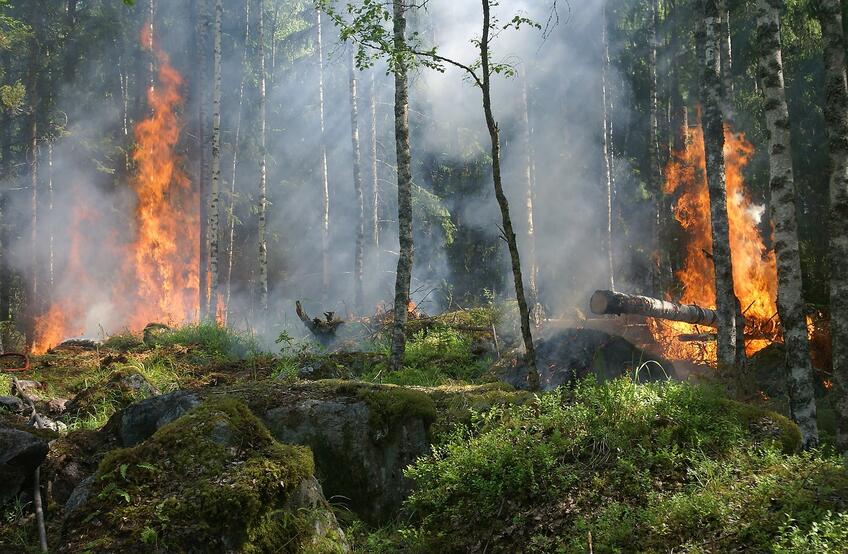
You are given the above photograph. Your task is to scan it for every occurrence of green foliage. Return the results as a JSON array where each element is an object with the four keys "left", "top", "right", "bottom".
[
  {"left": 366, "top": 324, "right": 489, "bottom": 387},
  {"left": 150, "top": 323, "right": 260, "bottom": 361},
  {"left": 0, "top": 80, "right": 24, "bottom": 111},
  {"left": 101, "top": 330, "right": 145, "bottom": 352},
  {"left": 773, "top": 511, "right": 848, "bottom": 553},
  {"left": 381, "top": 378, "right": 847, "bottom": 553}
]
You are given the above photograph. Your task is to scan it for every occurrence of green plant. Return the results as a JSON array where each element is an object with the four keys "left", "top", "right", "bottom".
[
  {"left": 151, "top": 323, "right": 261, "bottom": 361},
  {"left": 773, "top": 511, "right": 848, "bottom": 553},
  {"left": 271, "top": 358, "right": 300, "bottom": 382}
]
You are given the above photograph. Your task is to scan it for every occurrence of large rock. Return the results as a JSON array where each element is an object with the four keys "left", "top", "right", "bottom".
[
  {"left": 61, "top": 398, "right": 348, "bottom": 553},
  {"left": 0, "top": 424, "right": 49, "bottom": 505},
  {"left": 496, "top": 328, "right": 676, "bottom": 391},
  {"left": 116, "top": 390, "right": 200, "bottom": 446},
  {"left": 256, "top": 383, "right": 435, "bottom": 525}
]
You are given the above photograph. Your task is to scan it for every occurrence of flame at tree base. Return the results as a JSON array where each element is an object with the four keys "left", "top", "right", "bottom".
[
  {"left": 31, "top": 27, "right": 198, "bottom": 354},
  {"left": 649, "top": 119, "right": 779, "bottom": 365}
]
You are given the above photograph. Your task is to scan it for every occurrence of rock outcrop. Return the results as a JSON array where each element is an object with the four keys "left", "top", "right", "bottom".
[{"left": 0, "top": 423, "right": 49, "bottom": 505}]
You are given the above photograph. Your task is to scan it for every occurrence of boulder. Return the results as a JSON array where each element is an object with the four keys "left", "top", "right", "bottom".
[
  {"left": 0, "top": 425, "right": 49, "bottom": 505},
  {"left": 496, "top": 328, "right": 676, "bottom": 391},
  {"left": 116, "top": 390, "right": 200, "bottom": 446},
  {"left": 0, "top": 395, "right": 24, "bottom": 413},
  {"left": 61, "top": 398, "right": 348, "bottom": 553},
  {"left": 257, "top": 383, "right": 435, "bottom": 525}
]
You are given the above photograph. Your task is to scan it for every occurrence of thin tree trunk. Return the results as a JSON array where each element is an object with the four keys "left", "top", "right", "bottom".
[
  {"left": 602, "top": 1, "right": 615, "bottom": 292},
  {"left": 755, "top": 0, "right": 818, "bottom": 447},
  {"left": 388, "top": 0, "right": 413, "bottom": 373},
  {"left": 480, "top": 0, "right": 538, "bottom": 390},
  {"left": 208, "top": 0, "right": 222, "bottom": 321},
  {"left": 349, "top": 51, "right": 365, "bottom": 314},
  {"left": 814, "top": 0, "right": 848, "bottom": 457},
  {"left": 196, "top": 0, "right": 210, "bottom": 319},
  {"left": 370, "top": 72, "right": 380, "bottom": 249},
  {"left": 718, "top": 0, "right": 733, "bottom": 99},
  {"left": 669, "top": 0, "right": 687, "bottom": 152},
  {"left": 316, "top": 9, "right": 330, "bottom": 302},
  {"left": 47, "top": 142, "right": 53, "bottom": 298},
  {"left": 258, "top": 0, "right": 268, "bottom": 313},
  {"left": 27, "top": 35, "right": 39, "bottom": 348},
  {"left": 226, "top": 0, "right": 250, "bottom": 322},
  {"left": 648, "top": 0, "right": 663, "bottom": 295},
  {"left": 520, "top": 68, "right": 539, "bottom": 316},
  {"left": 701, "top": 0, "right": 738, "bottom": 372}
]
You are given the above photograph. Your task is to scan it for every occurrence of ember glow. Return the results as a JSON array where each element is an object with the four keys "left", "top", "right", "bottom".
[
  {"left": 31, "top": 28, "right": 198, "bottom": 353},
  {"left": 649, "top": 120, "right": 779, "bottom": 363}
]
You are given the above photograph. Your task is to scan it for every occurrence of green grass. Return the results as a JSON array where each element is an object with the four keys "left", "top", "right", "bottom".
[{"left": 146, "top": 322, "right": 262, "bottom": 361}]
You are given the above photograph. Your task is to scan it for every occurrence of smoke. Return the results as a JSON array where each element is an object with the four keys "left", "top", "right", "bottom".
[{"left": 2, "top": 0, "right": 648, "bottom": 348}]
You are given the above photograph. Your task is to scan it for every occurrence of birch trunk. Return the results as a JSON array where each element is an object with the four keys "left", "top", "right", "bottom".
[
  {"left": 47, "top": 142, "right": 53, "bottom": 298},
  {"left": 349, "top": 51, "right": 365, "bottom": 313},
  {"left": 258, "top": 0, "right": 268, "bottom": 313},
  {"left": 208, "top": 0, "right": 222, "bottom": 321},
  {"left": 814, "top": 0, "right": 848, "bottom": 456},
  {"left": 370, "top": 72, "right": 380, "bottom": 249},
  {"left": 388, "top": 0, "right": 413, "bottom": 373},
  {"left": 316, "top": 9, "right": 330, "bottom": 302},
  {"left": 480, "top": 0, "right": 539, "bottom": 390},
  {"left": 701, "top": 0, "right": 738, "bottom": 372},
  {"left": 226, "top": 0, "right": 250, "bottom": 322},
  {"left": 520, "top": 68, "right": 539, "bottom": 317},
  {"left": 602, "top": 0, "right": 615, "bottom": 292},
  {"left": 755, "top": 0, "right": 819, "bottom": 448},
  {"left": 27, "top": 36, "right": 39, "bottom": 347},
  {"left": 196, "top": 0, "right": 210, "bottom": 319}
]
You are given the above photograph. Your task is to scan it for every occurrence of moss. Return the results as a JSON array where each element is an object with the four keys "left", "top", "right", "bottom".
[
  {"left": 724, "top": 399, "right": 802, "bottom": 453},
  {"left": 63, "top": 397, "right": 331, "bottom": 553},
  {"left": 427, "top": 382, "right": 535, "bottom": 440},
  {"left": 355, "top": 385, "right": 437, "bottom": 435}
]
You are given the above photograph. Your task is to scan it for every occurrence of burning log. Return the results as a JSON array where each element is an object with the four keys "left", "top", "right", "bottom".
[
  {"left": 590, "top": 290, "right": 718, "bottom": 327},
  {"left": 295, "top": 301, "right": 344, "bottom": 343}
]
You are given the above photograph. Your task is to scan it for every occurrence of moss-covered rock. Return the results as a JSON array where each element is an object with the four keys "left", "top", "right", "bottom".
[{"left": 60, "top": 397, "right": 348, "bottom": 553}]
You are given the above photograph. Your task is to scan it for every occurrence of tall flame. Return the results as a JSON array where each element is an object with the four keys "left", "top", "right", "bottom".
[
  {"left": 31, "top": 26, "right": 198, "bottom": 353},
  {"left": 650, "top": 119, "right": 779, "bottom": 362}
]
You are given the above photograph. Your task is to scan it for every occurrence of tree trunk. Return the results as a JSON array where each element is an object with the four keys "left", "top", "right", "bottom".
[
  {"left": 718, "top": 0, "right": 733, "bottom": 99},
  {"left": 388, "top": 0, "right": 413, "bottom": 373},
  {"left": 316, "top": 9, "right": 330, "bottom": 302},
  {"left": 349, "top": 51, "right": 365, "bottom": 314},
  {"left": 648, "top": 0, "right": 663, "bottom": 295},
  {"left": 480, "top": 0, "right": 539, "bottom": 390},
  {"left": 27, "top": 35, "right": 39, "bottom": 348},
  {"left": 47, "top": 142, "right": 53, "bottom": 299},
  {"left": 602, "top": 0, "right": 615, "bottom": 292},
  {"left": 226, "top": 0, "right": 250, "bottom": 322},
  {"left": 590, "top": 289, "right": 719, "bottom": 325},
  {"left": 208, "top": 0, "right": 222, "bottom": 321},
  {"left": 520, "top": 68, "right": 539, "bottom": 317},
  {"left": 258, "top": 0, "right": 268, "bottom": 313},
  {"left": 814, "top": 0, "right": 848, "bottom": 457},
  {"left": 701, "top": 0, "right": 738, "bottom": 371},
  {"left": 370, "top": 71, "right": 380, "bottom": 249},
  {"left": 669, "top": 0, "right": 688, "bottom": 152},
  {"left": 755, "top": 0, "right": 819, "bottom": 448},
  {"left": 196, "top": 0, "right": 210, "bottom": 319}
]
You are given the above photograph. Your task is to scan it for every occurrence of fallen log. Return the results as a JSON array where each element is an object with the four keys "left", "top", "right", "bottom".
[{"left": 590, "top": 290, "right": 718, "bottom": 327}]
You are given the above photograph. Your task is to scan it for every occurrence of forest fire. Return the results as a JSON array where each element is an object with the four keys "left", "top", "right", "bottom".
[
  {"left": 649, "top": 121, "right": 779, "bottom": 363},
  {"left": 31, "top": 28, "right": 198, "bottom": 353}
]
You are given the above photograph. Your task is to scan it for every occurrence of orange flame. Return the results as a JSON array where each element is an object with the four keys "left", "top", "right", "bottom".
[
  {"left": 650, "top": 118, "right": 779, "bottom": 362},
  {"left": 31, "top": 26, "right": 198, "bottom": 353}
]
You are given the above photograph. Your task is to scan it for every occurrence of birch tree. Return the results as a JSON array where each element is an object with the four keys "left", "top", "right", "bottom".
[
  {"left": 813, "top": 0, "right": 848, "bottom": 457},
  {"left": 701, "top": 0, "right": 738, "bottom": 372},
  {"left": 196, "top": 0, "right": 210, "bottom": 319},
  {"left": 370, "top": 72, "right": 379, "bottom": 249},
  {"left": 602, "top": 0, "right": 615, "bottom": 292},
  {"left": 349, "top": 49, "right": 365, "bottom": 314},
  {"left": 755, "top": 0, "right": 818, "bottom": 448},
  {"left": 316, "top": 8, "right": 331, "bottom": 302},
  {"left": 258, "top": 0, "right": 268, "bottom": 313},
  {"left": 226, "top": 0, "right": 250, "bottom": 321},
  {"left": 520, "top": 67, "right": 539, "bottom": 318},
  {"left": 208, "top": 0, "right": 222, "bottom": 320}
]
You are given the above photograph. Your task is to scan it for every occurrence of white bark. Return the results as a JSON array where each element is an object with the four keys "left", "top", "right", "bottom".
[
  {"left": 208, "top": 0, "right": 222, "bottom": 320},
  {"left": 258, "top": 0, "right": 268, "bottom": 312}
]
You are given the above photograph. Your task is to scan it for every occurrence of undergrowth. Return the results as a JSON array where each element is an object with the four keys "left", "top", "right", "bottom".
[
  {"left": 144, "top": 322, "right": 261, "bottom": 361},
  {"left": 353, "top": 378, "right": 848, "bottom": 553}
]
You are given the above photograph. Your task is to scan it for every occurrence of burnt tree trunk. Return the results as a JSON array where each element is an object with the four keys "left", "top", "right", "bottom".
[{"left": 701, "top": 0, "right": 738, "bottom": 371}]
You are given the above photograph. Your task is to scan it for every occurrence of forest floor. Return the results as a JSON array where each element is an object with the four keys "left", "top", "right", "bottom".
[{"left": 1, "top": 311, "right": 847, "bottom": 553}]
